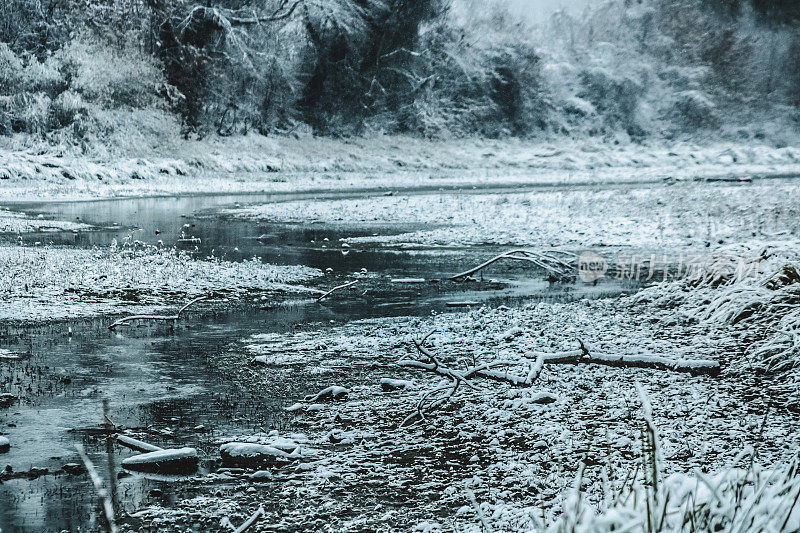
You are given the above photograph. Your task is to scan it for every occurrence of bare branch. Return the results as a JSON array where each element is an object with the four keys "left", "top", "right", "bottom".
[
  {"left": 108, "top": 296, "right": 208, "bottom": 330},
  {"left": 316, "top": 280, "right": 359, "bottom": 302},
  {"left": 449, "top": 249, "right": 576, "bottom": 281}
]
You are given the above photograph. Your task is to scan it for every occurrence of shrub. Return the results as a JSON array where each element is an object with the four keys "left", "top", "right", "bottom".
[
  {"left": 14, "top": 92, "right": 52, "bottom": 133},
  {"left": 670, "top": 90, "right": 721, "bottom": 128},
  {"left": 578, "top": 67, "right": 647, "bottom": 137},
  {"left": 56, "top": 39, "right": 164, "bottom": 108},
  {"left": 0, "top": 42, "right": 23, "bottom": 95},
  {"left": 51, "top": 90, "right": 88, "bottom": 128},
  {"left": 22, "top": 57, "right": 65, "bottom": 96}
]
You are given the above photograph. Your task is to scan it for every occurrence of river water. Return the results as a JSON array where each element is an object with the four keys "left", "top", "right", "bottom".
[{"left": 0, "top": 191, "right": 636, "bottom": 531}]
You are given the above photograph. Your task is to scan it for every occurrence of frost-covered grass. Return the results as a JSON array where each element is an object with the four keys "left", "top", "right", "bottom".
[
  {"left": 227, "top": 178, "right": 800, "bottom": 248},
  {"left": 1, "top": 136, "right": 799, "bottom": 201},
  {"left": 452, "top": 441, "right": 800, "bottom": 533},
  {"left": 636, "top": 243, "right": 800, "bottom": 407},
  {"left": 0, "top": 241, "right": 320, "bottom": 323},
  {"left": 536, "top": 457, "right": 800, "bottom": 533}
]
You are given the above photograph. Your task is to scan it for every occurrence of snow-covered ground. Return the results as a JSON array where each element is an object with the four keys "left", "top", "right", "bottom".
[
  {"left": 225, "top": 178, "right": 800, "bottom": 249},
  {"left": 0, "top": 242, "right": 320, "bottom": 323},
  {"left": 1, "top": 136, "right": 799, "bottom": 201},
  {"left": 127, "top": 295, "right": 799, "bottom": 531},
  {"left": 2, "top": 140, "right": 799, "bottom": 531},
  {"left": 0, "top": 207, "right": 89, "bottom": 233}
]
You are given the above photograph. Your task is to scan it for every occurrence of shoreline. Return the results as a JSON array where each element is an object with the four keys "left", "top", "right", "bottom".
[{"left": 2, "top": 136, "right": 799, "bottom": 203}]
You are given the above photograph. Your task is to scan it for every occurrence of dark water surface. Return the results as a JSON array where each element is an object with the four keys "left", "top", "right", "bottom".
[{"left": 0, "top": 192, "right": 637, "bottom": 531}]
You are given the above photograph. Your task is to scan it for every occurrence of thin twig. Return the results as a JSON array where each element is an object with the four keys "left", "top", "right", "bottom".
[
  {"left": 467, "top": 488, "right": 494, "bottom": 533},
  {"left": 76, "top": 444, "right": 117, "bottom": 533},
  {"left": 108, "top": 296, "right": 208, "bottom": 330},
  {"left": 316, "top": 280, "right": 359, "bottom": 302}
]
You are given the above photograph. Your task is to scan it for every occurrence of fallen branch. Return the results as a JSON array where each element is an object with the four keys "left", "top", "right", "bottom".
[
  {"left": 399, "top": 331, "right": 533, "bottom": 387},
  {"left": 536, "top": 340, "right": 720, "bottom": 376},
  {"left": 401, "top": 379, "right": 460, "bottom": 427},
  {"left": 401, "top": 336, "right": 718, "bottom": 391},
  {"left": 449, "top": 249, "right": 576, "bottom": 281},
  {"left": 116, "top": 434, "right": 163, "bottom": 453},
  {"left": 222, "top": 506, "right": 266, "bottom": 533},
  {"left": 400, "top": 331, "right": 478, "bottom": 389},
  {"left": 316, "top": 280, "right": 359, "bottom": 302},
  {"left": 397, "top": 333, "right": 719, "bottom": 425},
  {"left": 108, "top": 296, "right": 208, "bottom": 330}
]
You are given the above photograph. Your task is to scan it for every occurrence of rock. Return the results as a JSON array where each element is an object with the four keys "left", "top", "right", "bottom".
[
  {"left": 267, "top": 436, "right": 303, "bottom": 453},
  {"left": 220, "top": 443, "right": 299, "bottom": 468},
  {"left": 28, "top": 467, "right": 48, "bottom": 478},
  {"left": 380, "top": 378, "right": 414, "bottom": 392},
  {"left": 63, "top": 463, "right": 84, "bottom": 475},
  {"left": 304, "top": 386, "right": 349, "bottom": 402},
  {"left": 0, "top": 393, "right": 17, "bottom": 408},
  {"left": 531, "top": 392, "right": 558, "bottom": 405},
  {"left": 121, "top": 447, "right": 199, "bottom": 474},
  {"left": 249, "top": 470, "right": 273, "bottom": 480},
  {"left": 0, "top": 436, "right": 9, "bottom": 453},
  {"left": 327, "top": 430, "right": 345, "bottom": 444}
]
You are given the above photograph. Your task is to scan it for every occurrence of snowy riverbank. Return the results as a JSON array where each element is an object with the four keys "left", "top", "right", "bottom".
[
  {"left": 222, "top": 177, "right": 800, "bottom": 249},
  {"left": 0, "top": 242, "right": 321, "bottom": 323},
  {"left": 2, "top": 136, "right": 800, "bottom": 202}
]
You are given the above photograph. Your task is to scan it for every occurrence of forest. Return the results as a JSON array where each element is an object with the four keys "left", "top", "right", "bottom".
[{"left": 1, "top": 0, "right": 799, "bottom": 149}]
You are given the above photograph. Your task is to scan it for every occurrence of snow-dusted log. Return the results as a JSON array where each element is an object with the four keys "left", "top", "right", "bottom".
[
  {"left": 536, "top": 341, "right": 720, "bottom": 376},
  {"left": 108, "top": 296, "right": 207, "bottom": 330},
  {"left": 449, "top": 249, "right": 576, "bottom": 281},
  {"left": 121, "top": 447, "right": 199, "bottom": 474},
  {"left": 316, "top": 280, "right": 359, "bottom": 302},
  {"left": 116, "top": 434, "right": 163, "bottom": 453}
]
